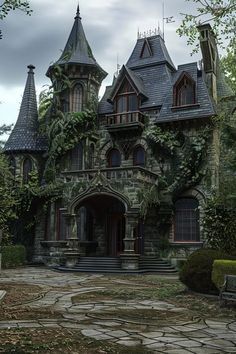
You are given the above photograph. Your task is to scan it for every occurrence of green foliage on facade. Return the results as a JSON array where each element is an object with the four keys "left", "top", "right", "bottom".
[
  {"left": 212, "top": 259, "right": 236, "bottom": 289},
  {"left": 1, "top": 244, "right": 26, "bottom": 268},
  {"left": 0, "top": 153, "right": 17, "bottom": 241},
  {"left": 203, "top": 197, "right": 236, "bottom": 253}
]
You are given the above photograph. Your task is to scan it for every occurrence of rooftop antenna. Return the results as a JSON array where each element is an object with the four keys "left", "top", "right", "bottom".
[
  {"left": 116, "top": 53, "right": 121, "bottom": 77},
  {"left": 162, "top": 2, "right": 175, "bottom": 40}
]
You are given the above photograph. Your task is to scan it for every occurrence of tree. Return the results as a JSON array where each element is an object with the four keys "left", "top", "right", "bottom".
[
  {"left": 177, "top": 0, "right": 236, "bottom": 54},
  {"left": 0, "top": 124, "right": 12, "bottom": 148},
  {"left": 221, "top": 49, "right": 236, "bottom": 94},
  {"left": 0, "top": 0, "right": 32, "bottom": 39}
]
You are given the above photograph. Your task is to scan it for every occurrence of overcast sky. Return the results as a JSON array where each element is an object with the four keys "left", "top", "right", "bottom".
[{"left": 0, "top": 0, "right": 202, "bottom": 129}]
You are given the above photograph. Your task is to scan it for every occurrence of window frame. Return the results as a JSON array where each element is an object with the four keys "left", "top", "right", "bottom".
[
  {"left": 22, "top": 157, "right": 33, "bottom": 183},
  {"left": 174, "top": 197, "right": 200, "bottom": 243},
  {"left": 71, "top": 84, "right": 83, "bottom": 112},
  {"left": 107, "top": 148, "right": 121, "bottom": 168},
  {"left": 133, "top": 145, "right": 145, "bottom": 167},
  {"left": 173, "top": 73, "right": 196, "bottom": 107}
]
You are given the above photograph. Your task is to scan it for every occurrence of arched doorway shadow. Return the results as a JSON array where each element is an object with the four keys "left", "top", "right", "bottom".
[{"left": 74, "top": 194, "right": 126, "bottom": 256}]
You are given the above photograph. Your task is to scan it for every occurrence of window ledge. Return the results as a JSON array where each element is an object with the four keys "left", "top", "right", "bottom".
[
  {"left": 170, "top": 242, "right": 203, "bottom": 247},
  {"left": 171, "top": 103, "right": 200, "bottom": 111}
]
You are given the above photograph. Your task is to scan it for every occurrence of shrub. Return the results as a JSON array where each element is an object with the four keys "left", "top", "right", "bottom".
[
  {"left": 212, "top": 260, "right": 236, "bottom": 289},
  {"left": 179, "top": 249, "right": 235, "bottom": 294},
  {"left": 1, "top": 245, "right": 26, "bottom": 268}
]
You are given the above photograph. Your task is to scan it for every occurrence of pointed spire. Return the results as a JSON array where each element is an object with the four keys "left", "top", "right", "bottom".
[
  {"left": 4, "top": 65, "right": 47, "bottom": 152},
  {"left": 47, "top": 4, "right": 107, "bottom": 79},
  {"left": 75, "top": 2, "right": 81, "bottom": 19}
]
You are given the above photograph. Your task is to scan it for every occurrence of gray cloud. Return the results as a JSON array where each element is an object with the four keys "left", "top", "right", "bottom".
[{"left": 0, "top": 0, "right": 202, "bottom": 125}]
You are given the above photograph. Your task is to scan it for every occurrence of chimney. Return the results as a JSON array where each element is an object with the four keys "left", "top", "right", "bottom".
[{"left": 197, "top": 24, "right": 218, "bottom": 102}]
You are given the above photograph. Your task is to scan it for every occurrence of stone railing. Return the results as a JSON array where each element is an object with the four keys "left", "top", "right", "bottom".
[
  {"left": 61, "top": 166, "right": 158, "bottom": 185},
  {"left": 106, "top": 111, "right": 145, "bottom": 126}
]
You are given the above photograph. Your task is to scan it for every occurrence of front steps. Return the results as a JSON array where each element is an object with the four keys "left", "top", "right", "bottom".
[{"left": 56, "top": 256, "right": 177, "bottom": 274}]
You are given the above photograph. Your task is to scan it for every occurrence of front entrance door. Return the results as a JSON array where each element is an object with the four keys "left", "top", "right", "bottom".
[{"left": 107, "top": 213, "right": 125, "bottom": 256}]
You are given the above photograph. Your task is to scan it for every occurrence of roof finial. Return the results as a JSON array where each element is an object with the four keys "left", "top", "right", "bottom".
[
  {"left": 27, "top": 64, "right": 35, "bottom": 73},
  {"left": 75, "top": 2, "right": 81, "bottom": 19}
]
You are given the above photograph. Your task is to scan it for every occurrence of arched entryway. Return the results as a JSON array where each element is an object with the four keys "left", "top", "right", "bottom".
[{"left": 74, "top": 194, "right": 126, "bottom": 256}]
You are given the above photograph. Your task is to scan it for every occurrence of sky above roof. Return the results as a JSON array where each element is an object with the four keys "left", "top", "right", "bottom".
[{"left": 0, "top": 0, "right": 202, "bottom": 129}]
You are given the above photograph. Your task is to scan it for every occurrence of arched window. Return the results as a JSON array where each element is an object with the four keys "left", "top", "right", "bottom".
[
  {"left": 9, "top": 156, "right": 16, "bottom": 178},
  {"left": 174, "top": 74, "right": 195, "bottom": 106},
  {"left": 107, "top": 148, "right": 121, "bottom": 167},
  {"left": 23, "top": 158, "right": 32, "bottom": 183},
  {"left": 133, "top": 146, "right": 145, "bottom": 166},
  {"left": 71, "top": 84, "right": 83, "bottom": 112},
  {"left": 174, "top": 198, "right": 200, "bottom": 242},
  {"left": 71, "top": 143, "right": 83, "bottom": 170}
]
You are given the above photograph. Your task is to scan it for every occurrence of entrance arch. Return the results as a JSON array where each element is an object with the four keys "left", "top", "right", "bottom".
[{"left": 74, "top": 194, "right": 126, "bottom": 256}]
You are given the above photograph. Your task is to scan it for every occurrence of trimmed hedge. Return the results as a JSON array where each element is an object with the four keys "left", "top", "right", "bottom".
[
  {"left": 179, "top": 249, "right": 235, "bottom": 294},
  {"left": 1, "top": 245, "right": 26, "bottom": 268},
  {"left": 212, "top": 260, "right": 236, "bottom": 289}
]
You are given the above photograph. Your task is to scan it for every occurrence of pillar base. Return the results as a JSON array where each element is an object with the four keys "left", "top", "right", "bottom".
[
  {"left": 64, "top": 251, "right": 80, "bottom": 268},
  {"left": 120, "top": 253, "right": 140, "bottom": 270}
]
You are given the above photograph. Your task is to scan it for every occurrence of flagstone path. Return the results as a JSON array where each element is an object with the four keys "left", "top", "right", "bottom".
[{"left": 0, "top": 267, "right": 236, "bottom": 353}]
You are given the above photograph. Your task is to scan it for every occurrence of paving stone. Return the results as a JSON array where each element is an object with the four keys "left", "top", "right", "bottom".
[
  {"left": 81, "top": 329, "right": 102, "bottom": 337},
  {"left": 141, "top": 331, "right": 164, "bottom": 338},
  {"left": 116, "top": 339, "right": 141, "bottom": 347},
  {"left": 106, "top": 330, "right": 128, "bottom": 338},
  {"left": 174, "top": 340, "right": 202, "bottom": 347},
  {"left": 163, "top": 349, "right": 193, "bottom": 354}
]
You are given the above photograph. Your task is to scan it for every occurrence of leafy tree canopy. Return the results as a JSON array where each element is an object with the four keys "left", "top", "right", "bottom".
[
  {"left": 0, "top": 0, "right": 32, "bottom": 38},
  {"left": 177, "top": 0, "right": 236, "bottom": 54},
  {"left": 221, "top": 48, "right": 236, "bottom": 93}
]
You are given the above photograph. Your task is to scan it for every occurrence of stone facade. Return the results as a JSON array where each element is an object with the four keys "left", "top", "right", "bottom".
[{"left": 5, "top": 7, "right": 234, "bottom": 269}]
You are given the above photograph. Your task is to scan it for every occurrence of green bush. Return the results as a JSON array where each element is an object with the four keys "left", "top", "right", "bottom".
[
  {"left": 1, "top": 245, "right": 26, "bottom": 268},
  {"left": 212, "top": 260, "right": 236, "bottom": 289},
  {"left": 179, "top": 249, "right": 235, "bottom": 294}
]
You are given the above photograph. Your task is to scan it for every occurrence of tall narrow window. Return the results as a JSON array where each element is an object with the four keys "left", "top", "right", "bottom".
[
  {"left": 71, "top": 84, "right": 83, "bottom": 112},
  {"left": 23, "top": 158, "right": 32, "bottom": 183},
  {"left": 174, "top": 198, "right": 200, "bottom": 242},
  {"left": 133, "top": 146, "right": 145, "bottom": 166},
  {"left": 174, "top": 74, "right": 195, "bottom": 106},
  {"left": 71, "top": 143, "right": 83, "bottom": 170},
  {"left": 9, "top": 156, "right": 16, "bottom": 178},
  {"left": 107, "top": 149, "right": 121, "bottom": 167},
  {"left": 115, "top": 78, "right": 139, "bottom": 113},
  {"left": 88, "top": 144, "right": 95, "bottom": 169}
]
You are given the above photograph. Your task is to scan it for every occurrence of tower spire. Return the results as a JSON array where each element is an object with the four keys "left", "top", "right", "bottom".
[
  {"left": 75, "top": 2, "right": 81, "bottom": 19},
  {"left": 4, "top": 65, "right": 47, "bottom": 152}
]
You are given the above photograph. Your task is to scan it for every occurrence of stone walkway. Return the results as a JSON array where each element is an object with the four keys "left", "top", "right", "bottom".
[{"left": 0, "top": 267, "right": 236, "bottom": 353}]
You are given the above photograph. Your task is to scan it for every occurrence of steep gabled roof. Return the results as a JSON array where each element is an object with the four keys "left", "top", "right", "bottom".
[
  {"left": 48, "top": 4, "right": 106, "bottom": 78},
  {"left": 108, "top": 65, "right": 147, "bottom": 102},
  {"left": 4, "top": 65, "right": 47, "bottom": 152},
  {"left": 126, "top": 35, "right": 175, "bottom": 70}
]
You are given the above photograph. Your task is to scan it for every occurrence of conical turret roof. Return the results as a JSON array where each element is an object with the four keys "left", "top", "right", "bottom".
[
  {"left": 4, "top": 65, "right": 47, "bottom": 152},
  {"left": 47, "top": 4, "right": 106, "bottom": 78}
]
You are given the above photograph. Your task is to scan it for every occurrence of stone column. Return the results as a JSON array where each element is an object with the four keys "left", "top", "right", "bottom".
[
  {"left": 64, "top": 214, "right": 80, "bottom": 268},
  {"left": 120, "top": 213, "right": 140, "bottom": 270}
]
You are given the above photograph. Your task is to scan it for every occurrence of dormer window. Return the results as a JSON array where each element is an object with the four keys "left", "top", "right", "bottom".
[
  {"left": 116, "top": 78, "right": 138, "bottom": 113},
  {"left": 174, "top": 73, "right": 196, "bottom": 107}
]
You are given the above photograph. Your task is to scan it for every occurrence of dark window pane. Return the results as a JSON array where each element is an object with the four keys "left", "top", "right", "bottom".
[
  {"left": 174, "top": 198, "right": 200, "bottom": 242},
  {"left": 177, "top": 79, "right": 195, "bottom": 106},
  {"left": 23, "top": 158, "right": 32, "bottom": 183},
  {"left": 117, "top": 96, "right": 126, "bottom": 113},
  {"left": 71, "top": 143, "right": 83, "bottom": 170},
  {"left": 128, "top": 94, "right": 138, "bottom": 111},
  {"left": 72, "top": 84, "right": 83, "bottom": 112},
  {"left": 108, "top": 149, "right": 121, "bottom": 167},
  {"left": 133, "top": 146, "right": 145, "bottom": 166}
]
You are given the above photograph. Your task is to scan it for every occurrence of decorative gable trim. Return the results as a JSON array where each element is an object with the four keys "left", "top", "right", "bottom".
[{"left": 140, "top": 38, "right": 152, "bottom": 58}]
